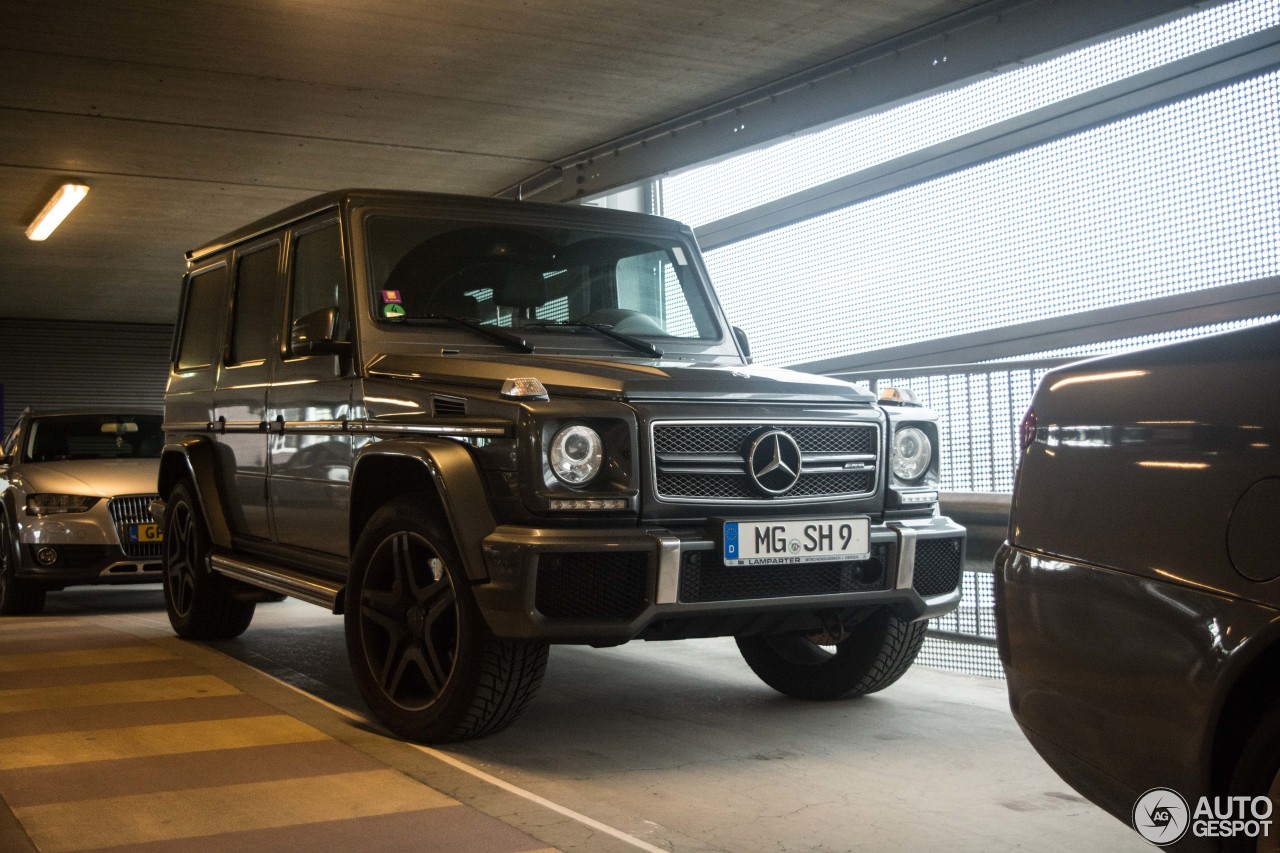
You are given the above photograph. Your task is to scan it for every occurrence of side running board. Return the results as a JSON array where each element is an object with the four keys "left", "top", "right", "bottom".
[{"left": 210, "top": 552, "right": 345, "bottom": 613}]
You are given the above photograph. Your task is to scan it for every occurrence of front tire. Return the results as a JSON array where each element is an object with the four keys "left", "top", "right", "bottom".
[
  {"left": 162, "top": 483, "right": 255, "bottom": 639},
  {"left": 0, "top": 510, "right": 45, "bottom": 615},
  {"left": 1227, "top": 696, "right": 1280, "bottom": 853},
  {"left": 736, "top": 609, "right": 927, "bottom": 700},
  {"left": 345, "top": 496, "right": 548, "bottom": 742}
]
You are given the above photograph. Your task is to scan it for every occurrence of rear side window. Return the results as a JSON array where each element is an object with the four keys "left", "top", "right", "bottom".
[
  {"left": 229, "top": 243, "right": 281, "bottom": 364},
  {"left": 290, "top": 222, "right": 349, "bottom": 342},
  {"left": 176, "top": 266, "right": 228, "bottom": 370}
]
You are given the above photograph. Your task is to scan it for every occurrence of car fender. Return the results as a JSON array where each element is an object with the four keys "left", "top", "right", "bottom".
[
  {"left": 351, "top": 438, "right": 496, "bottom": 583},
  {"left": 158, "top": 436, "right": 233, "bottom": 548}
]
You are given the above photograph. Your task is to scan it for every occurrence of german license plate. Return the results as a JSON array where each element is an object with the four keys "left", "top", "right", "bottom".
[
  {"left": 128, "top": 523, "right": 163, "bottom": 544},
  {"left": 722, "top": 518, "right": 870, "bottom": 566}
]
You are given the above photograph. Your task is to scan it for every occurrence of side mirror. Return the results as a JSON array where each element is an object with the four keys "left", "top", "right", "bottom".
[
  {"left": 732, "top": 326, "right": 753, "bottom": 364},
  {"left": 290, "top": 307, "right": 349, "bottom": 357}
]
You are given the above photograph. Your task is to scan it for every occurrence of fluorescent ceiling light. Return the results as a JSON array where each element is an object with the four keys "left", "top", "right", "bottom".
[{"left": 26, "top": 183, "right": 90, "bottom": 241}]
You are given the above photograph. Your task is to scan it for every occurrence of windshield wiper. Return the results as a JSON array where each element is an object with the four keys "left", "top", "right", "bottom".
[
  {"left": 407, "top": 314, "right": 535, "bottom": 353},
  {"left": 523, "top": 321, "right": 664, "bottom": 358}
]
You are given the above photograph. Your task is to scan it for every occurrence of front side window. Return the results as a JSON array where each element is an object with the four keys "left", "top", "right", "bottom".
[
  {"left": 229, "top": 242, "right": 281, "bottom": 364},
  {"left": 290, "top": 222, "right": 349, "bottom": 343},
  {"left": 364, "top": 216, "right": 719, "bottom": 342},
  {"left": 26, "top": 415, "right": 164, "bottom": 462}
]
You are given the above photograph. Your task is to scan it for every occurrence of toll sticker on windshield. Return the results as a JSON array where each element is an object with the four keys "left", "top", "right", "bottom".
[
  {"left": 383, "top": 303, "right": 406, "bottom": 320},
  {"left": 382, "top": 289, "right": 403, "bottom": 304},
  {"left": 671, "top": 247, "right": 688, "bottom": 265}
]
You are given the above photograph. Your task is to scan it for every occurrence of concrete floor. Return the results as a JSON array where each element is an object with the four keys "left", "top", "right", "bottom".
[{"left": 38, "top": 586, "right": 1147, "bottom": 853}]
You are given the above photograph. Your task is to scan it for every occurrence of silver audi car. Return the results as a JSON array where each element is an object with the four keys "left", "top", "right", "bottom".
[{"left": 1, "top": 408, "right": 164, "bottom": 614}]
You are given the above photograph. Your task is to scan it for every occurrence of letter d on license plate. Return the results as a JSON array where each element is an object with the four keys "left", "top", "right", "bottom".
[{"left": 722, "top": 518, "right": 870, "bottom": 566}]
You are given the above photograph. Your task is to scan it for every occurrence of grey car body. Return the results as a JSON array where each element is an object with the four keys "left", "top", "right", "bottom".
[
  {"left": 159, "top": 189, "right": 966, "bottom": 741},
  {"left": 996, "top": 321, "right": 1280, "bottom": 850},
  {"left": 1, "top": 409, "right": 165, "bottom": 614}
]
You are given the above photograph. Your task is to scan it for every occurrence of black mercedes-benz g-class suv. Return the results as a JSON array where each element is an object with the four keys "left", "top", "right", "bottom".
[{"left": 158, "top": 189, "right": 965, "bottom": 742}]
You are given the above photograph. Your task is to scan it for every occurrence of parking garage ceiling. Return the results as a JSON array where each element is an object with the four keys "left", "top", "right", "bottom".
[{"left": 2, "top": 0, "right": 1201, "bottom": 325}]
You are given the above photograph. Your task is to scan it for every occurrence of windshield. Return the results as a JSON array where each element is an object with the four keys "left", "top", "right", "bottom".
[
  {"left": 364, "top": 216, "right": 720, "bottom": 342},
  {"left": 26, "top": 415, "right": 164, "bottom": 462}
]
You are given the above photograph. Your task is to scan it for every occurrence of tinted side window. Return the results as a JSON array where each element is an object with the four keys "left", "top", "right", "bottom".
[
  {"left": 290, "top": 223, "right": 348, "bottom": 342},
  {"left": 176, "top": 266, "right": 228, "bottom": 370},
  {"left": 229, "top": 243, "right": 281, "bottom": 364}
]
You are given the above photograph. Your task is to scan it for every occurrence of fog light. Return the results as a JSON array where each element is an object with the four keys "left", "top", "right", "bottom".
[{"left": 35, "top": 547, "right": 59, "bottom": 566}]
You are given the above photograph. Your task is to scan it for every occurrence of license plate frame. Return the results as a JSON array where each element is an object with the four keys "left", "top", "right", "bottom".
[{"left": 721, "top": 517, "right": 871, "bottom": 566}]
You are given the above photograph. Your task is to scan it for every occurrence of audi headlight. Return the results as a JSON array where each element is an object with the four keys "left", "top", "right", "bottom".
[
  {"left": 548, "top": 425, "right": 603, "bottom": 485},
  {"left": 892, "top": 427, "right": 933, "bottom": 483},
  {"left": 27, "top": 494, "right": 99, "bottom": 515}
]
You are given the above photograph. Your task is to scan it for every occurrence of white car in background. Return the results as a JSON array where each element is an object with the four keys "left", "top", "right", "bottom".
[{"left": 1, "top": 408, "right": 164, "bottom": 614}]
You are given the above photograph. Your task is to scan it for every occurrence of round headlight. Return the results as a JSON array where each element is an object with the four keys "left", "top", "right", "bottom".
[
  {"left": 549, "top": 425, "right": 603, "bottom": 485},
  {"left": 892, "top": 427, "right": 932, "bottom": 482}
]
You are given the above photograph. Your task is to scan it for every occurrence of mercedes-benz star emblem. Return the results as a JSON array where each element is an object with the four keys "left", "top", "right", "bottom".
[{"left": 747, "top": 430, "right": 803, "bottom": 496}]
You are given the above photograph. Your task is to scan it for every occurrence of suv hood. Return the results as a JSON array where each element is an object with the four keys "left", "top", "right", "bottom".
[
  {"left": 15, "top": 458, "right": 161, "bottom": 498},
  {"left": 367, "top": 354, "right": 876, "bottom": 404}
]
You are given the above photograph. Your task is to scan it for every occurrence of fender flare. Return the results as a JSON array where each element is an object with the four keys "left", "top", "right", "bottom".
[
  {"left": 351, "top": 438, "right": 497, "bottom": 583},
  {"left": 158, "top": 436, "right": 234, "bottom": 548}
]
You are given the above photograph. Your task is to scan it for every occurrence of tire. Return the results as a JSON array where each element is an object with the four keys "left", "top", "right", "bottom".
[
  {"left": 736, "top": 609, "right": 927, "bottom": 700},
  {"left": 345, "top": 495, "right": 548, "bottom": 742},
  {"left": 0, "top": 510, "right": 45, "bottom": 615},
  {"left": 162, "top": 483, "right": 255, "bottom": 639},
  {"left": 1226, "top": 696, "right": 1280, "bottom": 853}
]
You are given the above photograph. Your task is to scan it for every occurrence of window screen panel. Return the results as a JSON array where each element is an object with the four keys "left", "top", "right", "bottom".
[
  {"left": 658, "top": 0, "right": 1279, "bottom": 228},
  {"left": 704, "top": 70, "right": 1280, "bottom": 367}
]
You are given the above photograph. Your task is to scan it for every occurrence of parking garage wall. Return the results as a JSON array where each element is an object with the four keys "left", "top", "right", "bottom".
[{"left": 0, "top": 319, "right": 173, "bottom": 434}]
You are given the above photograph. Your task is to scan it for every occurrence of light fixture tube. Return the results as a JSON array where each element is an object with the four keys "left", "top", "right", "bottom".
[{"left": 26, "top": 183, "right": 90, "bottom": 241}]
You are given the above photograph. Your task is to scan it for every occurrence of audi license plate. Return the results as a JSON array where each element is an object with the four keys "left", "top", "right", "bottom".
[
  {"left": 128, "top": 523, "right": 163, "bottom": 544},
  {"left": 722, "top": 518, "right": 870, "bottom": 566}
]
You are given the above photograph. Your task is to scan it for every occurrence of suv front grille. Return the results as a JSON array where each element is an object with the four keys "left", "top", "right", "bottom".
[
  {"left": 652, "top": 421, "right": 879, "bottom": 503},
  {"left": 679, "top": 544, "right": 890, "bottom": 603},
  {"left": 108, "top": 494, "right": 162, "bottom": 559}
]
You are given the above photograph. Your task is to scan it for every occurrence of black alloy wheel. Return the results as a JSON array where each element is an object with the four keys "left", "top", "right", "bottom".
[
  {"left": 162, "top": 483, "right": 255, "bottom": 639},
  {"left": 345, "top": 496, "right": 548, "bottom": 742},
  {"left": 358, "top": 529, "right": 460, "bottom": 711}
]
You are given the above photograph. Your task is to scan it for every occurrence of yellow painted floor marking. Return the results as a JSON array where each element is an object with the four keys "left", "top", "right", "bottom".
[
  {"left": 0, "top": 714, "right": 327, "bottom": 770},
  {"left": 0, "top": 645, "right": 174, "bottom": 672},
  {"left": 17, "top": 768, "right": 457, "bottom": 852},
  {"left": 0, "top": 619, "right": 94, "bottom": 636},
  {"left": 0, "top": 674, "right": 239, "bottom": 713}
]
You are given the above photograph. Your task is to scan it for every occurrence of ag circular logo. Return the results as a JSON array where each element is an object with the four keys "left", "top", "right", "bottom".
[
  {"left": 1133, "top": 787, "right": 1190, "bottom": 846},
  {"left": 747, "top": 430, "right": 803, "bottom": 496}
]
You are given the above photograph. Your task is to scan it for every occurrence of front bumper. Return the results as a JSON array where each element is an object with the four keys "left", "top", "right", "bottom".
[
  {"left": 475, "top": 515, "right": 965, "bottom": 643},
  {"left": 14, "top": 505, "right": 162, "bottom": 587}
]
